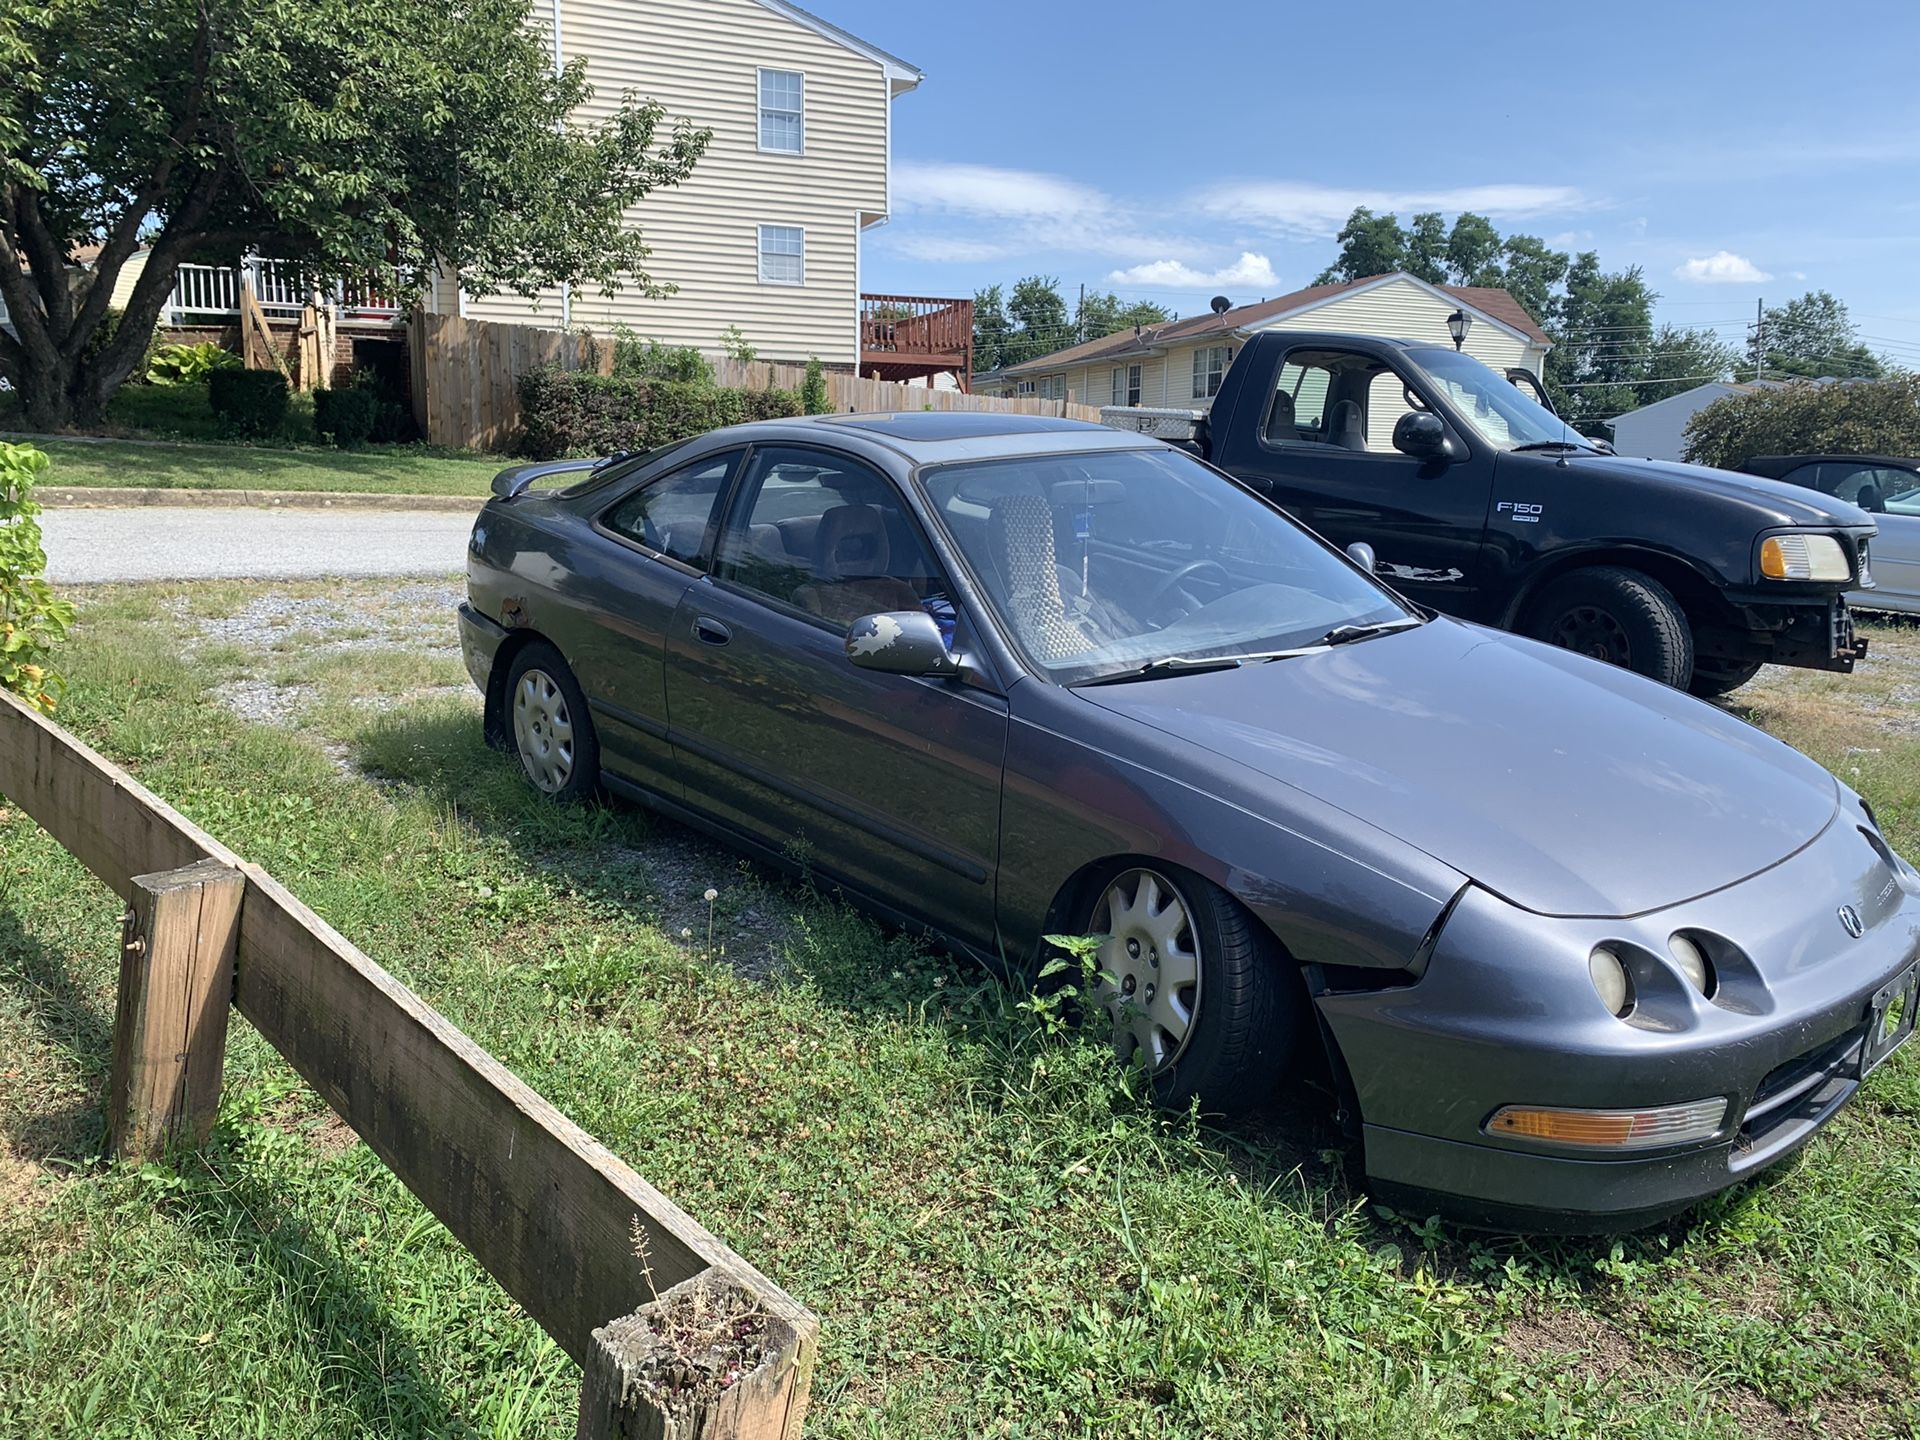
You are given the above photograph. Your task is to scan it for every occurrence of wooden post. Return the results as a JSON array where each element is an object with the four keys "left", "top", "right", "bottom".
[
  {"left": 577, "top": 1269, "right": 814, "bottom": 1440},
  {"left": 107, "top": 858, "right": 245, "bottom": 1162}
]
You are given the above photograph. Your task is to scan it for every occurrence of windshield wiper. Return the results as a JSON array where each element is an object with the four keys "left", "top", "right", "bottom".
[
  {"left": 1077, "top": 654, "right": 1252, "bottom": 685},
  {"left": 1319, "top": 618, "right": 1423, "bottom": 647},
  {"left": 1509, "top": 439, "right": 1597, "bottom": 454}
]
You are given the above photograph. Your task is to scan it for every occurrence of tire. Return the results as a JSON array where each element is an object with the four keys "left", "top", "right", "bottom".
[
  {"left": 1687, "top": 657, "right": 1764, "bottom": 699},
  {"left": 1525, "top": 565, "right": 1695, "bottom": 689},
  {"left": 1084, "top": 865, "right": 1302, "bottom": 1113},
  {"left": 503, "top": 642, "right": 600, "bottom": 803}
]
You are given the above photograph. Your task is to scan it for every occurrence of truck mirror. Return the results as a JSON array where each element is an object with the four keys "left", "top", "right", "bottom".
[{"left": 1393, "top": 411, "right": 1450, "bottom": 460}]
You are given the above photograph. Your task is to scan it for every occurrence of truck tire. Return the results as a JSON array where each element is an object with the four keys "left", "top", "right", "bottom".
[
  {"left": 1687, "top": 657, "right": 1763, "bottom": 699},
  {"left": 1526, "top": 566, "right": 1695, "bottom": 689}
]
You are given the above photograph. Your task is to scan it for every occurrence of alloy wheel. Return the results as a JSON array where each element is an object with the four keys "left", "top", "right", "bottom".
[
  {"left": 1091, "top": 868, "right": 1203, "bottom": 1072},
  {"left": 512, "top": 668, "right": 575, "bottom": 793},
  {"left": 1549, "top": 604, "right": 1631, "bottom": 665}
]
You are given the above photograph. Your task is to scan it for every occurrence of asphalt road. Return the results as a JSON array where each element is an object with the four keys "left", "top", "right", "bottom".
[{"left": 42, "top": 506, "right": 475, "bottom": 583}]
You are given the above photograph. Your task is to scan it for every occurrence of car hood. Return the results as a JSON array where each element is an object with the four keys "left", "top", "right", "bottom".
[
  {"left": 1557, "top": 453, "right": 1873, "bottom": 528},
  {"left": 1078, "top": 620, "right": 1839, "bottom": 918}
]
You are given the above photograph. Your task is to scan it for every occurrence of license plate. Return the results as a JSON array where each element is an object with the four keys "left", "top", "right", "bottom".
[{"left": 1861, "top": 960, "right": 1919, "bottom": 1077}]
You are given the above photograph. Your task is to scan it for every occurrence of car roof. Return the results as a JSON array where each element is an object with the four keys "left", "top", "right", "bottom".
[
  {"left": 1744, "top": 454, "right": 1919, "bottom": 476},
  {"left": 713, "top": 412, "right": 1163, "bottom": 465}
]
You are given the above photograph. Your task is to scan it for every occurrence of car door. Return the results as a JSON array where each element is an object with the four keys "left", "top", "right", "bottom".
[
  {"left": 662, "top": 443, "right": 1007, "bottom": 952},
  {"left": 562, "top": 448, "right": 743, "bottom": 797},
  {"left": 1227, "top": 344, "right": 1498, "bottom": 617}
]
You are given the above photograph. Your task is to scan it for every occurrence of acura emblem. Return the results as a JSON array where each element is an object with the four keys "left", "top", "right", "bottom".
[{"left": 1838, "top": 905, "right": 1864, "bottom": 939}]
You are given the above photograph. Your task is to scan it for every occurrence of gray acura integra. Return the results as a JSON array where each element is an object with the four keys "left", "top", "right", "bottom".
[{"left": 459, "top": 412, "right": 1920, "bottom": 1232}]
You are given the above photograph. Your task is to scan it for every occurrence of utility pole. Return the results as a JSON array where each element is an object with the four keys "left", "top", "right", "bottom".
[
  {"left": 1753, "top": 297, "right": 1765, "bottom": 383},
  {"left": 1077, "top": 283, "right": 1085, "bottom": 343}
]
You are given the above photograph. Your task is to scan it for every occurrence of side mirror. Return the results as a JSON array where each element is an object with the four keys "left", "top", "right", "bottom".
[
  {"left": 1345, "top": 541, "right": 1377, "bottom": 574},
  {"left": 1392, "top": 410, "right": 1450, "bottom": 461},
  {"left": 845, "top": 611, "right": 959, "bottom": 676}
]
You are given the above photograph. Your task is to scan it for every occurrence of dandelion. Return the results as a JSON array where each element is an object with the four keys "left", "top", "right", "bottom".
[
  {"left": 703, "top": 887, "right": 719, "bottom": 903},
  {"left": 704, "top": 888, "right": 720, "bottom": 957}
]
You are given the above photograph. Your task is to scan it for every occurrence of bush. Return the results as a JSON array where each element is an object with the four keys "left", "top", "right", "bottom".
[
  {"left": 0, "top": 442, "right": 76, "bottom": 716},
  {"left": 148, "top": 341, "right": 241, "bottom": 386},
  {"left": 208, "top": 368, "right": 292, "bottom": 439},
  {"left": 609, "top": 326, "right": 714, "bottom": 384},
  {"left": 517, "top": 367, "right": 802, "bottom": 459},
  {"left": 1683, "top": 374, "right": 1920, "bottom": 470},
  {"left": 313, "top": 385, "right": 381, "bottom": 448},
  {"left": 801, "top": 356, "right": 830, "bottom": 415}
]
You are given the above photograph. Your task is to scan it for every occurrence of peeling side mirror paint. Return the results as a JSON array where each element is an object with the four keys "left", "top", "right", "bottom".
[{"left": 845, "top": 611, "right": 961, "bottom": 677}]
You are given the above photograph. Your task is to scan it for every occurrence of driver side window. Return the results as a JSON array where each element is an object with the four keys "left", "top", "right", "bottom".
[{"left": 1264, "top": 349, "right": 1415, "bottom": 455}]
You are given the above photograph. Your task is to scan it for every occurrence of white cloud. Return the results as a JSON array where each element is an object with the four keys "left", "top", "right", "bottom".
[
  {"left": 1197, "top": 181, "right": 1597, "bottom": 238},
  {"left": 1105, "top": 253, "right": 1281, "bottom": 290},
  {"left": 893, "top": 161, "right": 1111, "bottom": 222},
  {"left": 886, "top": 234, "right": 1021, "bottom": 264},
  {"left": 1674, "top": 250, "right": 1773, "bottom": 284}
]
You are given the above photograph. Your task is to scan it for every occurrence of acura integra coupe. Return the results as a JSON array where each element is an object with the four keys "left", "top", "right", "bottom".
[{"left": 459, "top": 412, "right": 1920, "bottom": 1232}]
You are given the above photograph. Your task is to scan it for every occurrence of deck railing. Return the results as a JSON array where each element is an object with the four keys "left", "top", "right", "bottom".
[
  {"left": 165, "top": 258, "right": 402, "bottom": 325},
  {"left": 859, "top": 293, "right": 973, "bottom": 360}
]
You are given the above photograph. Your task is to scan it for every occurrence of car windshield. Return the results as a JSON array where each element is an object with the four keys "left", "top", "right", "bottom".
[
  {"left": 918, "top": 446, "right": 1417, "bottom": 684},
  {"left": 1415, "top": 348, "right": 1588, "bottom": 451}
]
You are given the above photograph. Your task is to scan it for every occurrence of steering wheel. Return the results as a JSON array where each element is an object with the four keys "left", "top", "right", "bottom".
[{"left": 1143, "top": 560, "right": 1230, "bottom": 617}]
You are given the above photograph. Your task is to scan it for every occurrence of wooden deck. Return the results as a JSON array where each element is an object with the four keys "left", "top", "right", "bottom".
[{"left": 858, "top": 293, "right": 973, "bottom": 389}]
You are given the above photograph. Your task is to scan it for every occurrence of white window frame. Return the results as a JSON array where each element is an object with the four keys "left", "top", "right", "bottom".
[
  {"left": 1111, "top": 363, "right": 1142, "bottom": 406},
  {"left": 1036, "top": 375, "right": 1066, "bottom": 402},
  {"left": 757, "top": 68, "right": 805, "bottom": 154},
  {"left": 757, "top": 224, "right": 805, "bottom": 286},
  {"left": 1192, "top": 345, "right": 1234, "bottom": 399},
  {"left": 1015, "top": 379, "right": 1036, "bottom": 396}
]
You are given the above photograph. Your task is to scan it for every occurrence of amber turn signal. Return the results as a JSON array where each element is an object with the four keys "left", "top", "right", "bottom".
[{"left": 1485, "top": 1098, "right": 1727, "bottom": 1150}]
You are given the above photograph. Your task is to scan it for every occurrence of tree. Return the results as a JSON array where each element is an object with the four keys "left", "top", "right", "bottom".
[
  {"left": 995, "top": 275, "right": 1072, "bottom": 368},
  {"left": 1444, "top": 213, "right": 1503, "bottom": 285},
  {"left": 972, "top": 284, "right": 1013, "bottom": 373},
  {"left": 1544, "top": 251, "right": 1653, "bottom": 421},
  {"left": 0, "top": 0, "right": 711, "bottom": 430},
  {"left": 1403, "top": 212, "right": 1449, "bottom": 285},
  {"left": 1074, "top": 289, "right": 1172, "bottom": 342},
  {"left": 1682, "top": 374, "right": 1920, "bottom": 470},
  {"left": 1632, "top": 325, "right": 1741, "bottom": 410},
  {"left": 1313, "top": 207, "right": 1406, "bottom": 284},
  {"left": 1750, "top": 290, "right": 1884, "bottom": 380}
]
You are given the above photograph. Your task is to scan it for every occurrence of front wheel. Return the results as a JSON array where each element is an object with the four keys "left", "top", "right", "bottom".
[
  {"left": 504, "top": 642, "right": 600, "bottom": 803},
  {"left": 1085, "top": 866, "right": 1300, "bottom": 1113},
  {"left": 1525, "top": 566, "right": 1695, "bottom": 689}
]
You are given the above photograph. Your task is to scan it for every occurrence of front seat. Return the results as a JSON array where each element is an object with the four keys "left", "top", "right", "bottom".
[
  {"left": 1327, "top": 399, "right": 1367, "bottom": 451},
  {"left": 1266, "top": 388, "right": 1297, "bottom": 443},
  {"left": 988, "top": 494, "right": 1098, "bottom": 664},
  {"left": 791, "top": 504, "right": 922, "bottom": 627}
]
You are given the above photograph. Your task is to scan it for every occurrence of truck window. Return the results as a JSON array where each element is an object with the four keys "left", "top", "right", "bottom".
[{"left": 1265, "top": 349, "right": 1403, "bottom": 454}]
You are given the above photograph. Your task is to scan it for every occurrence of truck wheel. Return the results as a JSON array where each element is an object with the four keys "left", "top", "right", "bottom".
[
  {"left": 1688, "top": 657, "right": 1763, "bottom": 698},
  {"left": 1084, "top": 865, "right": 1302, "bottom": 1113},
  {"left": 1526, "top": 566, "right": 1695, "bottom": 688}
]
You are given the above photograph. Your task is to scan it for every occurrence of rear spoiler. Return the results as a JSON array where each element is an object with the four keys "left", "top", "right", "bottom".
[{"left": 489, "top": 453, "right": 635, "bottom": 501}]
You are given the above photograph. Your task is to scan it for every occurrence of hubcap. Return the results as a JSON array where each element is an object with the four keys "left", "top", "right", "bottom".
[
  {"left": 512, "top": 668, "right": 575, "bottom": 794},
  {"left": 1090, "top": 869, "right": 1202, "bottom": 1072},
  {"left": 1549, "top": 604, "right": 1630, "bottom": 664}
]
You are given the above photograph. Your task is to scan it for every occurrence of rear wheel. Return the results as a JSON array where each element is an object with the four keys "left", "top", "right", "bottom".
[
  {"left": 1687, "top": 656, "right": 1764, "bottom": 698},
  {"left": 1526, "top": 565, "right": 1695, "bottom": 689},
  {"left": 1085, "top": 866, "right": 1300, "bottom": 1112},
  {"left": 505, "top": 643, "right": 600, "bottom": 803}
]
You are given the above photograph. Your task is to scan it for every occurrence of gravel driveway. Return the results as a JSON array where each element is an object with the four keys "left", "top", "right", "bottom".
[{"left": 42, "top": 505, "right": 474, "bottom": 582}]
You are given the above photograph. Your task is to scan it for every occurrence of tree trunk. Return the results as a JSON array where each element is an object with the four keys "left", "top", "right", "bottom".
[{"left": 14, "top": 355, "right": 76, "bottom": 433}]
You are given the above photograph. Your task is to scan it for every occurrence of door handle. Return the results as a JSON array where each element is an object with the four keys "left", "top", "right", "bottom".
[{"left": 693, "top": 616, "right": 731, "bottom": 646}]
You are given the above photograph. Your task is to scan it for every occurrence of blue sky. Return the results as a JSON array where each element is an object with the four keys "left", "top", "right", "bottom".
[{"left": 829, "top": 0, "right": 1920, "bottom": 364}]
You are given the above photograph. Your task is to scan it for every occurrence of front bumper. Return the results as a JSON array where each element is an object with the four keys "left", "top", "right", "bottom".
[
  {"left": 1708, "top": 591, "right": 1870, "bottom": 674},
  {"left": 1319, "top": 802, "right": 1920, "bottom": 1232}
]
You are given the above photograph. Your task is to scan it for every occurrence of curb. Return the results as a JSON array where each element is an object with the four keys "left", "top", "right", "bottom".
[{"left": 37, "top": 487, "right": 486, "bottom": 513}]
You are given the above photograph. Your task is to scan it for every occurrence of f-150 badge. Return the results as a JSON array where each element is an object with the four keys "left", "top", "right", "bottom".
[{"left": 1496, "top": 502, "right": 1544, "bottom": 523}]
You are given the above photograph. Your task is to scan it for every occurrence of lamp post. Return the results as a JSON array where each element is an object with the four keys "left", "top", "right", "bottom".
[{"left": 1446, "top": 308, "right": 1472, "bottom": 351}]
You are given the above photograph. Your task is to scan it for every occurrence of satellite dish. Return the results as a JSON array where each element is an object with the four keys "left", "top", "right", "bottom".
[{"left": 1209, "top": 295, "right": 1232, "bottom": 316}]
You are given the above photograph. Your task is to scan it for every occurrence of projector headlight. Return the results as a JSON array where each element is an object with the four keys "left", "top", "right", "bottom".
[{"left": 1759, "top": 533, "right": 1851, "bottom": 582}]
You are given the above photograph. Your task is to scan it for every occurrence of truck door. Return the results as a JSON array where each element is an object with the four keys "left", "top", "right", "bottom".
[{"left": 1217, "top": 344, "right": 1499, "bottom": 619}]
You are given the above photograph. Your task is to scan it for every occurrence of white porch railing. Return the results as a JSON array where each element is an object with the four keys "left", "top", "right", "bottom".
[{"left": 165, "top": 257, "right": 402, "bottom": 326}]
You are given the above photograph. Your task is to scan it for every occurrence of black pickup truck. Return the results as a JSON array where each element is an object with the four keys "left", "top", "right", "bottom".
[{"left": 1175, "top": 333, "right": 1873, "bottom": 695}]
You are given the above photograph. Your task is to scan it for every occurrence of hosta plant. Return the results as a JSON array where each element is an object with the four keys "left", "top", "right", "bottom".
[{"left": 0, "top": 443, "right": 75, "bottom": 715}]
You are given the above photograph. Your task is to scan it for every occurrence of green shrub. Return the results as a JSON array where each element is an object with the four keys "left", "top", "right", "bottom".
[
  {"left": 609, "top": 326, "right": 713, "bottom": 384},
  {"left": 801, "top": 356, "right": 830, "bottom": 415},
  {"left": 1683, "top": 374, "right": 1920, "bottom": 470},
  {"left": 517, "top": 367, "right": 802, "bottom": 459},
  {"left": 148, "top": 341, "right": 241, "bottom": 386},
  {"left": 208, "top": 368, "right": 292, "bottom": 439},
  {"left": 719, "top": 324, "right": 757, "bottom": 364},
  {"left": 313, "top": 385, "right": 380, "bottom": 448},
  {"left": 0, "top": 442, "right": 76, "bottom": 716}
]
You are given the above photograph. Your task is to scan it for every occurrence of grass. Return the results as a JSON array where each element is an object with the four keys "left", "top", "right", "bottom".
[
  {"left": 1, "top": 587, "right": 1918, "bottom": 1438},
  {"left": 3, "top": 381, "right": 503, "bottom": 497}
]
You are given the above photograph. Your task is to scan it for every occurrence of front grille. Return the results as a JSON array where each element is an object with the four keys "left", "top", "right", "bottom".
[{"left": 1732, "top": 1027, "right": 1861, "bottom": 1170}]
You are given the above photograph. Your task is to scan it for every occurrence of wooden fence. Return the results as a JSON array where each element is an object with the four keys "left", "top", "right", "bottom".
[
  {"left": 0, "top": 687, "right": 817, "bottom": 1440},
  {"left": 410, "top": 311, "right": 1103, "bottom": 451}
]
